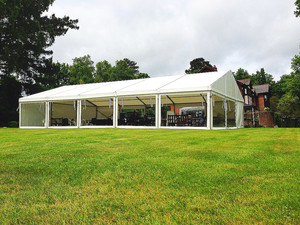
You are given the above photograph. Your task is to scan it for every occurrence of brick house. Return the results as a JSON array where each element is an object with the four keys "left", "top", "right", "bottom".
[
  {"left": 236, "top": 80, "right": 273, "bottom": 127},
  {"left": 253, "top": 84, "right": 270, "bottom": 111}
]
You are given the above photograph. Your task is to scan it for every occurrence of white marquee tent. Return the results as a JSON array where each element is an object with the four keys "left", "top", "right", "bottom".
[{"left": 19, "top": 71, "right": 244, "bottom": 129}]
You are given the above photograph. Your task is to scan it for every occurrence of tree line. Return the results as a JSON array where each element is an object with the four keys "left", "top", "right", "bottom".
[{"left": 31, "top": 56, "right": 150, "bottom": 92}]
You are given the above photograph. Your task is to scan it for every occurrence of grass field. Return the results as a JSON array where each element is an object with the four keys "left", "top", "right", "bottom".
[{"left": 0, "top": 128, "right": 299, "bottom": 224}]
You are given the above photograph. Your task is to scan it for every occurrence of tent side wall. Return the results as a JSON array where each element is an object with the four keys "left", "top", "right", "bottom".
[
  {"left": 20, "top": 102, "right": 47, "bottom": 128},
  {"left": 235, "top": 101, "right": 244, "bottom": 128},
  {"left": 210, "top": 71, "right": 244, "bottom": 102},
  {"left": 210, "top": 71, "right": 244, "bottom": 129}
]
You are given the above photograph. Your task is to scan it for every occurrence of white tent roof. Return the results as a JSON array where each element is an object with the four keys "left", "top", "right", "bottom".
[{"left": 19, "top": 70, "right": 243, "bottom": 102}]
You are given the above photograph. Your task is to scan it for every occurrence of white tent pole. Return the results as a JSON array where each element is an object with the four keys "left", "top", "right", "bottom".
[
  {"left": 207, "top": 91, "right": 212, "bottom": 130},
  {"left": 115, "top": 97, "right": 118, "bottom": 128},
  {"left": 235, "top": 102, "right": 238, "bottom": 128},
  {"left": 77, "top": 100, "right": 81, "bottom": 128},
  {"left": 112, "top": 97, "right": 115, "bottom": 128},
  {"left": 241, "top": 102, "right": 244, "bottom": 128},
  {"left": 113, "top": 97, "right": 116, "bottom": 128},
  {"left": 159, "top": 94, "right": 162, "bottom": 128},
  {"left": 155, "top": 95, "right": 160, "bottom": 128},
  {"left": 225, "top": 98, "right": 228, "bottom": 128},
  {"left": 19, "top": 103, "right": 21, "bottom": 128},
  {"left": 242, "top": 102, "right": 244, "bottom": 128},
  {"left": 45, "top": 102, "right": 49, "bottom": 128}
]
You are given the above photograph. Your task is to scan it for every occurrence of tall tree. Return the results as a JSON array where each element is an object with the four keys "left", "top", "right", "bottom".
[
  {"left": 0, "top": 0, "right": 79, "bottom": 91},
  {"left": 278, "top": 93, "right": 300, "bottom": 118},
  {"left": 291, "top": 53, "right": 300, "bottom": 74},
  {"left": 123, "top": 58, "right": 139, "bottom": 75},
  {"left": 289, "top": 53, "right": 300, "bottom": 98},
  {"left": 69, "top": 55, "right": 95, "bottom": 84},
  {"left": 185, "top": 58, "right": 214, "bottom": 74},
  {"left": 271, "top": 74, "right": 293, "bottom": 98},
  {"left": 295, "top": 0, "right": 300, "bottom": 17},
  {"left": 0, "top": 75, "right": 22, "bottom": 126},
  {"left": 95, "top": 60, "right": 112, "bottom": 82},
  {"left": 234, "top": 68, "right": 251, "bottom": 80},
  {"left": 96, "top": 58, "right": 150, "bottom": 82},
  {"left": 38, "top": 62, "right": 71, "bottom": 89},
  {"left": 276, "top": 53, "right": 300, "bottom": 118},
  {"left": 289, "top": 74, "right": 300, "bottom": 99},
  {"left": 251, "top": 68, "right": 274, "bottom": 86},
  {"left": 111, "top": 59, "right": 136, "bottom": 81}
]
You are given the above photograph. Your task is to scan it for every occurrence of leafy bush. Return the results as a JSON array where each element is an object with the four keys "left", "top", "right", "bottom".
[
  {"left": 274, "top": 112, "right": 282, "bottom": 127},
  {"left": 7, "top": 121, "right": 18, "bottom": 128}
]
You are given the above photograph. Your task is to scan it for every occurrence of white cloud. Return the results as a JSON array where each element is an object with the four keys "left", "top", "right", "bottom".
[{"left": 48, "top": 0, "right": 300, "bottom": 80}]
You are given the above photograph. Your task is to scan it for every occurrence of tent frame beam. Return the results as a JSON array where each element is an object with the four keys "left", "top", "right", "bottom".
[{"left": 136, "top": 97, "right": 147, "bottom": 107}]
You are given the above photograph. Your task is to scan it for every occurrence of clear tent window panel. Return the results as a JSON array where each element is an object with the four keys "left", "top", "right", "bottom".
[
  {"left": 118, "top": 96, "right": 156, "bottom": 126},
  {"left": 49, "top": 101, "right": 77, "bottom": 126},
  {"left": 21, "top": 103, "right": 45, "bottom": 127},
  {"left": 160, "top": 93, "right": 207, "bottom": 127},
  {"left": 81, "top": 98, "right": 113, "bottom": 126},
  {"left": 227, "top": 100, "right": 236, "bottom": 127},
  {"left": 213, "top": 95, "right": 225, "bottom": 127}
]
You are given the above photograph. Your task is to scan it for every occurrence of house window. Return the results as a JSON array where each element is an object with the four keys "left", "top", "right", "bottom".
[
  {"left": 245, "top": 95, "right": 249, "bottom": 104},
  {"left": 244, "top": 88, "right": 247, "bottom": 95}
]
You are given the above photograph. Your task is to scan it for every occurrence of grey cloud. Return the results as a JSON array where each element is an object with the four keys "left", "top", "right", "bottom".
[{"left": 48, "top": 0, "right": 300, "bottom": 80}]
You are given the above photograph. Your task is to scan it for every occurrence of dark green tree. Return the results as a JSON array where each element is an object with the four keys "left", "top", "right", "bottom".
[
  {"left": 291, "top": 53, "right": 300, "bottom": 74},
  {"left": 278, "top": 93, "right": 300, "bottom": 118},
  {"left": 276, "top": 53, "right": 300, "bottom": 118},
  {"left": 289, "top": 74, "right": 300, "bottom": 99},
  {"left": 295, "top": 0, "right": 300, "bottom": 17},
  {"left": 234, "top": 68, "right": 251, "bottom": 80},
  {"left": 0, "top": 75, "right": 22, "bottom": 126},
  {"left": 0, "top": 0, "right": 79, "bottom": 89},
  {"left": 111, "top": 59, "right": 136, "bottom": 81},
  {"left": 274, "top": 53, "right": 300, "bottom": 99},
  {"left": 271, "top": 74, "right": 293, "bottom": 98},
  {"left": 123, "top": 58, "right": 139, "bottom": 75},
  {"left": 251, "top": 68, "right": 274, "bottom": 86},
  {"left": 69, "top": 55, "right": 95, "bottom": 84},
  {"left": 39, "top": 62, "right": 71, "bottom": 89},
  {"left": 289, "top": 53, "right": 300, "bottom": 98},
  {"left": 185, "top": 58, "right": 213, "bottom": 74},
  {"left": 270, "top": 96, "right": 280, "bottom": 112},
  {"left": 95, "top": 60, "right": 112, "bottom": 82},
  {"left": 107, "top": 58, "right": 149, "bottom": 81},
  {"left": 137, "top": 73, "right": 150, "bottom": 79}
]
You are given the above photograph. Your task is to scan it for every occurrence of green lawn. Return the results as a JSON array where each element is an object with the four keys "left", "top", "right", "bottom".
[{"left": 0, "top": 128, "right": 299, "bottom": 224}]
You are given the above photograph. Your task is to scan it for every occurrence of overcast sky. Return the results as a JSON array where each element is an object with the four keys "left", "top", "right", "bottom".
[{"left": 48, "top": 0, "right": 300, "bottom": 80}]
